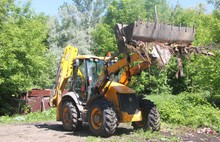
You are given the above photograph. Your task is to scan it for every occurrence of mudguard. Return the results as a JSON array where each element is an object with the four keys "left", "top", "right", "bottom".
[{"left": 57, "top": 92, "right": 84, "bottom": 121}]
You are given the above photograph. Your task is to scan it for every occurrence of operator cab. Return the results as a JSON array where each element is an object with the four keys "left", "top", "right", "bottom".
[{"left": 72, "top": 56, "right": 105, "bottom": 101}]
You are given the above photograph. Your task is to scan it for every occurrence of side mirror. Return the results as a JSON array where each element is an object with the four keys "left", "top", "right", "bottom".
[{"left": 74, "top": 59, "right": 79, "bottom": 67}]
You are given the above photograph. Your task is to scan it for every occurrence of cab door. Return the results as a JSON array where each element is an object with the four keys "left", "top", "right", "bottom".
[{"left": 73, "top": 59, "right": 87, "bottom": 101}]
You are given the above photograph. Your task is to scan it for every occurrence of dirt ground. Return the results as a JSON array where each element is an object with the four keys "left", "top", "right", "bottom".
[
  {"left": 0, "top": 121, "right": 220, "bottom": 142},
  {"left": 0, "top": 121, "right": 86, "bottom": 142}
]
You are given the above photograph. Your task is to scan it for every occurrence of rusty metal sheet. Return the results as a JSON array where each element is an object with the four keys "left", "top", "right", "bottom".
[
  {"left": 28, "top": 89, "right": 51, "bottom": 97},
  {"left": 27, "top": 96, "right": 42, "bottom": 112},
  {"left": 20, "top": 89, "right": 52, "bottom": 112},
  {"left": 41, "top": 97, "right": 50, "bottom": 111},
  {"left": 26, "top": 96, "right": 51, "bottom": 112}
]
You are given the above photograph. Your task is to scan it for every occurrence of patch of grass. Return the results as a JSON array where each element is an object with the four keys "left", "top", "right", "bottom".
[
  {"left": 0, "top": 108, "right": 56, "bottom": 124},
  {"left": 147, "top": 93, "right": 220, "bottom": 129}
]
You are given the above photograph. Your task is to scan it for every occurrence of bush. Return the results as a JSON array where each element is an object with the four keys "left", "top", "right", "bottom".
[
  {"left": 132, "top": 65, "right": 172, "bottom": 95},
  {"left": 148, "top": 93, "right": 220, "bottom": 129}
]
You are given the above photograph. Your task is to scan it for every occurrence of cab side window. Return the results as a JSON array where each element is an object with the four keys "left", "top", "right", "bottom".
[{"left": 73, "top": 60, "right": 87, "bottom": 100}]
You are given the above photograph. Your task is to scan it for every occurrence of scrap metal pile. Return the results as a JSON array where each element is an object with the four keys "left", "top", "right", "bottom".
[{"left": 115, "top": 21, "right": 214, "bottom": 78}]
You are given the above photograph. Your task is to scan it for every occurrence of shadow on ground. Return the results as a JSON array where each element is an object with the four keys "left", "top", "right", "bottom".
[{"left": 35, "top": 122, "right": 134, "bottom": 137}]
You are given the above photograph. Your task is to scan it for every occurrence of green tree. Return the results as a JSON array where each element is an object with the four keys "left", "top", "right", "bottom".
[
  {"left": 186, "top": 52, "right": 220, "bottom": 95},
  {"left": 131, "top": 65, "right": 172, "bottom": 95},
  {"left": 71, "top": 0, "right": 112, "bottom": 27},
  {"left": 170, "top": 5, "right": 196, "bottom": 26},
  {"left": 208, "top": 0, "right": 220, "bottom": 10},
  {"left": 47, "top": 0, "right": 112, "bottom": 58},
  {"left": 91, "top": 23, "right": 116, "bottom": 56},
  {"left": 145, "top": 0, "right": 171, "bottom": 22},
  {"left": 209, "top": 0, "right": 220, "bottom": 44},
  {"left": 0, "top": 0, "right": 53, "bottom": 115},
  {"left": 92, "top": 0, "right": 148, "bottom": 55},
  {"left": 47, "top": 3, "right": 92, "bottom": 57},
  {"left": 194, "top": 14, "right": 220, "bottom": 45}
]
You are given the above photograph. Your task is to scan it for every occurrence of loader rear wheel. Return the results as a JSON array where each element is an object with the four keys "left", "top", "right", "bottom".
[
  {"left": 88, "top": 99, "right": 117, "bottom": 137},
  {"left": 132, "top": 99, "right": 160, "bottom": 131},
  {"left": 61, "top": 101, "right": 81, "bottom": 131}
]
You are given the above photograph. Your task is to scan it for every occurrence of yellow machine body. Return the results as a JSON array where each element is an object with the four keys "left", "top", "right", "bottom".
[{"left": 104, "top": 82, "right": 142, "bottom": 122}]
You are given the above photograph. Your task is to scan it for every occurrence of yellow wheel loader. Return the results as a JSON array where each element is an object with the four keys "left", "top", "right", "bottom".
[{"left": 49, "top": 20, "right": 197, "bottom": 137}]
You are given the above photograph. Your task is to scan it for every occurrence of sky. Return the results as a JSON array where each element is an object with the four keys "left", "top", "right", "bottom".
[{"left": 16, "top": 0, "right": 214, "bottom": 16}]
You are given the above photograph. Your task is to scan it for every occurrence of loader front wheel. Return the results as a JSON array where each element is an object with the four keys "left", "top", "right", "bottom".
[
  {"left": 132, "top": 99, "right": 160, "bottom": 131},
  {"left": 61, "top": 101, "right": 81, "bottom": 131},
  {"left": 88, "top": 99, "right": 117, "bottom": 137}
]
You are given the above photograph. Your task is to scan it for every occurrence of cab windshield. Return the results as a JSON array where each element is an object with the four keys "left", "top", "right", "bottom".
[{"left": 86, "top": 59, "right": 104, "bottom": 87}]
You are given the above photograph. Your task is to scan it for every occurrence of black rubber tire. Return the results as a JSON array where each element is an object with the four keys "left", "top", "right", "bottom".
[
  {"left": 88, "top": 99, "right": 117, "bottom": 137},
  {"left": 132, "top": 99, "right": 160, "bottom": 131},
  {"left": 61, "top": 101, "right": 82, "bottom": 131}
]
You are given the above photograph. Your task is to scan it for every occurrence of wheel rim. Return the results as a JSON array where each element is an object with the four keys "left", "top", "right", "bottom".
[
  {"left": 91, "top": 107, "right": 102, "bottom": 129},
  {"left": 63, "top": 107, "right": 71, "bottom": 125}
]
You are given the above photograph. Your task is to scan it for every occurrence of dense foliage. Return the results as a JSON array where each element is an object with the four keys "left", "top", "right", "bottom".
[
  {"left": 0, "top": 0, "right": 54, "bottom": 115},
  {"left": 47, "top": 0, "right": 112, "bottom": 60},
  {"left": 149, "top": 93, "right": 220, "bottom": 129}
]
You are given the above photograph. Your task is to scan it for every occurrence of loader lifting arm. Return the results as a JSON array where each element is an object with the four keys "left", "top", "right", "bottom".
[
  {"left": 118, "top": 61, "right": 151, "bottom": 86},
  {"left": 49, "top": 46, "right": 78, "bottom": 107},
  {"left": 95, "top": 52, "right": 143, "bottom": 94}
]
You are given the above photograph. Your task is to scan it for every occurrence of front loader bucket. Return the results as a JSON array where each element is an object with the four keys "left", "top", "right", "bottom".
[{"left": 115, "top": 21, "right": 195, "bottom": 54}]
